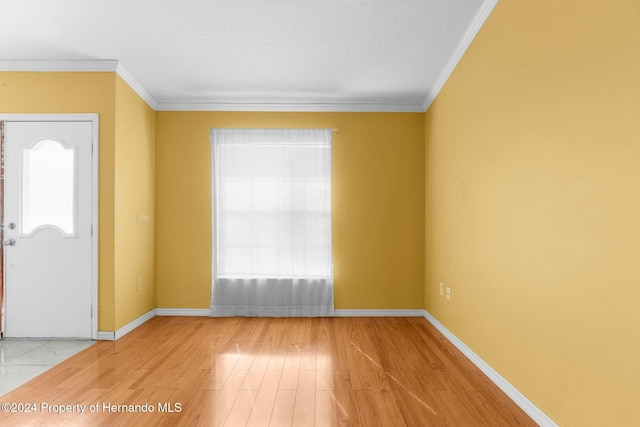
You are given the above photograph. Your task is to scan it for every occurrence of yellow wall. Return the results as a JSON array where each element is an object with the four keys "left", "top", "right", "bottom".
[
  {"left": 0, "top": 72, "right": 157, "bottom": 332},
  {"left": 114, "top": 76, "right": 156, "bottom": 329},
  {"left": 0, "top": 73, "right": 424, "bottom": 326},
  {"left": 424, "top": 1, "right": 640, "bottom": 425},
  {"left": 12, "top": 15, "right": 636, "bottom": 421},
  {"left": 0, "top": 72, "right": 118, "bottom": 331},
  {"left": 155, "top": 112, "right": 425, "bottom": 310}
]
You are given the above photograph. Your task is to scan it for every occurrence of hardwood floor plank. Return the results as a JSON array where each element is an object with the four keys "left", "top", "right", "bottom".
[
  {"left": 315, "top": 390, "right": 339, "bottom": 427},
  {"left": 392, "top": 390, "right": 447, "bottom": 427},
  {"left": 279, "top": 347, "right": 302, "bottom": 390},
  {"left": 0, "top": 317, "right": 537, "bottom": 426},
  {"left": 246, "top": 370, "right": 281, "bottom": 427},
  {"left": 269, "top": 389, "right": 296, "bottom": 427},
  {"left": 175, "top": 390, "right": 219, "bottom": 427},
  {"left": 355, "top": 389, "right": 407, "bottom": 427},
  {"left": 315, "top": 369, "right": 334, "bottom": 391},
  {"left": 467, "top": 390, "right": 536, "bottom": 427},
  {"left": 225, "top": 389, "right": 258, "bottom": 427},
  {"left": 241, "top": 353, "right": 269, "bottom": 391},
  {"left": 298, "top": 319, "right": 317, "bottom": 371},
  {"left": 314, "top": 317, "right": 335, "bottom": 371},
  {"left": 292, "top": 369, "right": 316, "bottom": 426},
  {"left": 331, "top": 370, "right": 361, "bottom": 427},
  {"left": 209, "top": 368, "right": 249, "bottom": 425}
]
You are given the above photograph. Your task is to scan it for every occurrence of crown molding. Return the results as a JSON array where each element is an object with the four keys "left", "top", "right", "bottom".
[
  {"left": 1, "top": 0, "right": 498, "bottom": 120},
  {"left": 422, "top": 0, "right": 498, "bottom": 111},
  {"left": 154, "top": 101, "right": 425, "bottom": 113},
  {"left": 0, "top": 59, "right": 118, "bottom": 72},
  {"left": 0, "top": 60, "right": 425, "bottom": 112},
  {"left": 0, "top": 59, "right": 158, "bottom": 109},
  {"left": 115, "top": 63, "right": 158, "bottom": 109}
]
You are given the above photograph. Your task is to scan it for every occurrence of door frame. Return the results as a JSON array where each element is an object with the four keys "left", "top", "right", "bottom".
[{"left": 0, "top": 113, "right": 99, "bottom": 339}]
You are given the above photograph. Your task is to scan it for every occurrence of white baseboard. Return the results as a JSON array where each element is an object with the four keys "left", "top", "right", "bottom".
[
  {"left": 97, "top": 308, "right": 207, "bottom": 340},
  {"left": 155, "top": 308, "right": 210, "bottom": 316},
  {"left": 97, "top": 331, "right": 115, "bottom": 341},
  {"left": 333, "top": 309, "right": 425, "bottom": 317},
  {"left": 97, "top": 309, "right": 156, "bottom": 341},
  {"left": 422, "top": 310, "right": 558, "bottom": 427}
]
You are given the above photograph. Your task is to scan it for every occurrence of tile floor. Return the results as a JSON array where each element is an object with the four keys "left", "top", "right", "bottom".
[{"left": 0, "top": 339, "right": 95, "bottom": 397}]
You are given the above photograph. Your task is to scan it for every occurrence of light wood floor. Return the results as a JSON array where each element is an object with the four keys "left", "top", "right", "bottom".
[{"left": 0, "top": 317, "right": 536, "bottom": 426}]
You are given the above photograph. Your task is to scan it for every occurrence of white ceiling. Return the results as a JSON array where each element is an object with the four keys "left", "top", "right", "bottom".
[{"left": 0, "top": 0, "right": 496, "bottom": 112}]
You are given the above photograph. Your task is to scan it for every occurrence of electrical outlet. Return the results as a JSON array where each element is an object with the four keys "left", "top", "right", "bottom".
[
  {"left": 137, "top": 278, "right": 142, "bottom": 291},
  {"left": 137, "top": 212, "right": 150, "bottom": 224},
  {"left": 439, "top": 282, "right": 444, "bottom": 296},
  {"left": 446, "top": 287, "right": 451, "bottom": 301}
]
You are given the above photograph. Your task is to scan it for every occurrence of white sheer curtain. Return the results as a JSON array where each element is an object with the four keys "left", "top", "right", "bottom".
[{"left": 210, "top": 128, "right": 334, "bottom": 317}]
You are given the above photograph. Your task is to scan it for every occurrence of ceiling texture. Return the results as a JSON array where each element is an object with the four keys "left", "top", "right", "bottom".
[{"left": 0, "top": 0, "right": 496, "bottom": 111}]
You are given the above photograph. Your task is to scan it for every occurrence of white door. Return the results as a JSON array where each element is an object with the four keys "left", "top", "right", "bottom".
[{"left": 3, "top": 120, "right": 94, "bottom": 338}]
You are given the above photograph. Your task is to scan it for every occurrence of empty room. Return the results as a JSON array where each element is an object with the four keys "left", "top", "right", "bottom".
[{"left": 1, "top": 0, "right": 639, "bottom": 426}]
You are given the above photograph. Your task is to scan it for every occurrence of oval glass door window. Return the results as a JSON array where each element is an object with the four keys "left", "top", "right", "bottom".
[{"left": 21, "top": 139, "right": 76, "bottom": 236}]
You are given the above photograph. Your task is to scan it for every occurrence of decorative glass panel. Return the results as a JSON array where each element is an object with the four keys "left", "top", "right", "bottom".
[{"left": 21, "top": 139, "right": 75, "bottom": 235}]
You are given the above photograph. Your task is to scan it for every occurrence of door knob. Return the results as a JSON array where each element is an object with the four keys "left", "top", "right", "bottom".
[{"left": 2, "top": 239, "right": 16, "bottom": 246}]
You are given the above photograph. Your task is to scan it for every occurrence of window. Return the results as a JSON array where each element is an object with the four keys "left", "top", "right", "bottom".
[
  {"left": 21, "top": 139, "right": 76, "bottom": 236},
  {"left": 210, "top": 128, "right": 334, "bottom": 317}
]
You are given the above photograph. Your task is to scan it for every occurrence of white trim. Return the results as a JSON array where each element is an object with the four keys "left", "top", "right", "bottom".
[
  {"left": 114, "top": 310, "right": 156, "bottom": 340},
  {"left": 97, "top": 331, "right": 115, "bottom": 341},
  {"left": 97, "top": 309, "right": 156, "bottom": 341},
  {"left": 2, "top": 25, "right": 517, "bottom": 115},
  {"left": 98, "top": 308, "right": 208, "bottom": 341},
  {"left": 0, "top": 113, "right": 99, "bottom": 340},
  {"left": 115, "top": 63, "right": 158, "bottom": 110},
  {"left": 0, "top": 60, "right": 158, "bottom": 111},
  {"left": 334, "top": 309, "right": 425, "bottom": 317},
  {"left": 0, "top": 60, "right": 424, "bottom": 112},
  {"left": 0, "top": 60, "right": 118, "bottom": 72},
  {"left": 90, "top": 115, "right": 99, "bottom": 340},
  {"left": 155, "top": 101, "right": 425, "bottom": 113},
  {"left": 155, "top": 308, "right": 210, "bottom": 316},
  {"left": 0, "top": 113, "right": 100, "bottom": 122},
  {"left": 421, "top": 0, "right": 499, "bottom": 111},
  {"left": 0, "top": 0, "right": 501, "bottom": 117},
  {"left": 422, "top": 310, "right": 558, "bottom": 427}
]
